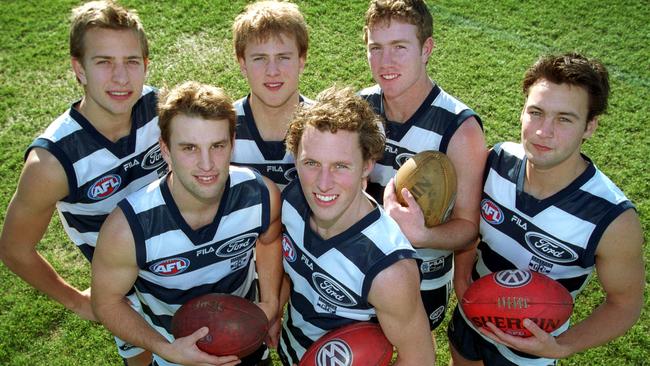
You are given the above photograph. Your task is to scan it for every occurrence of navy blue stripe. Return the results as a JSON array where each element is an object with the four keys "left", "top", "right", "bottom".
[
  {"left": 132, "top": 203, "right": 178, "bottom": 240},
  {"left": 60, "top": 211, "right": 107, "bottom": 234},
  {"left": 365, "top": 181, "right": 385, "bottom": 204},
  {"left": 240, "top": 95, "right": 291, "bottom": 160},
  {"left": 490, "top": 145, "right": 522, "bottom": 185},
  {"left": 362, "top": 250, "right": 417, "bottom": 299},
  {"left": 119, "top": 199, "right": 147, "bottom": 269},
  {"left": 439, "top": 109, "right": 480, "bottom": 153},
  {"left": 26, "top": 138, "right": 78, "bottom": 199},
  {"left": 131, "top": 89, "right": 158, "bottom": 130},
  {"left": 281, "top": 307, "right": 303, "bottom": 363},
  {"left": 255, "top": 172, "right": 271, "bottom": 233},
  {"left": 584, "top": 203, "right": 634, "bottom": 262},
  {"left": 140, "top": 301, "right": 173, "bottom": 334},
  {"left": 78, "top": 243, "right": 95, "bottom": 262}
]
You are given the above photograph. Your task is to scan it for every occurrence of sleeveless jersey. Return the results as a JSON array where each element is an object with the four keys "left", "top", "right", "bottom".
[
  {"left": 360, "top": 84, "right": 481, "bottom": 291},
  {"left": 468, "top": 141, "right": 634, "bottom": 365},
  {"left": 26, "top": 86, "right": 166, "bottom": 261},
  {"left": 231, "top": 95, "right": 312, "bottom": 190},
  {"left": 118, "top": 167, "right": 270, "bottom": 366},
  {"left": 278, "top": 179, "right": 417, "bottom": 364}
]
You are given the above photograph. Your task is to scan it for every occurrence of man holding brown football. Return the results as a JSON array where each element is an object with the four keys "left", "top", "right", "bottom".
[
  {"left": 360, "top": 0, "right": 488, "bottom": 338},
  {"left": 91, "top": 81, "right": 283, "bottom": 366},
  {"left": 449, "top": 53, "right": 644, "bottom": 365},
  {"left": 278, "top": 86, "right": 435, "bottom": 365}
]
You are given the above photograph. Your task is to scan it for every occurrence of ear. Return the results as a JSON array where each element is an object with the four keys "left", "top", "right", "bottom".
[
  {"left": 71, "top": 57, "right": 87, "bottom": 85},
  {"left": 159, "top": 137, "right": 172, "bottom": 166},
  {"left": 362, "top": 159, "right": 375, "bottom": 179},
  {"left": 143, "top": 58, "right": 149, "bottom": 74},
  {"left": 583, "top": 117, "right": 598, "bottom": 140},
  {"left": 238, "top": 57, "right": 247, "bottom": 77},
  {"left": 298, "top": 54, "right": 306, "bottom": 74},
  {"left": 421, "top": 37, "right": 435, "bottom": 63}
]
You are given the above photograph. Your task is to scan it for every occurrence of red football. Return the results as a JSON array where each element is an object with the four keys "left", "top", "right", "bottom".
[
  {"left": 461, "top": 269, "right": 573, "bottom": 337},
  {"left": 171, "top": 293, "right": 269, "bottom": 357},
  {"left": 299, "top": 322, "right": 392, "bottom": 366}
]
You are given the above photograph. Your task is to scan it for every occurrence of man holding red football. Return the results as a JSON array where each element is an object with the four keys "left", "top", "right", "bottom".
[
  {"left": 278, "top": 86, "right": 435, "bottom": 365},
  {"left": 91, "top": 81, "right": 283, "bottom": 366},
  {"left": 450, "top": 53, "right": 645, "bottom": 365}
]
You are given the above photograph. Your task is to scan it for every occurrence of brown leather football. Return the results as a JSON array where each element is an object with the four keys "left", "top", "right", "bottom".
[{"left": 394, "top": 150, "right": 457, "bottom": 227}]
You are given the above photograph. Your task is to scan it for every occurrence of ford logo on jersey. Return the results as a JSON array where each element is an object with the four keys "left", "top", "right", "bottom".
[
  {"left": 141, "top": 145, "right": 165, "bottom": 170},
  {"left": 282, "top": 234, "right": 297, "bottom": 263},
  {"left": 87, "top": 174, "right": 122, "bottom": 200},
  {"left": 395, "top": 152, "right": 414, "bottom": 167},
  {"left": 481, "top": 198, "right": 504, "bottom": 225},
  {"left": 149, "top": 257, "right": 190, "bottom": 276},
  {"left": 216, "top": 233, "right": 258, "bottom": 258},
  {"left": 312, "top": 273, "right": 357, "bottom": 307},
  {"left": 283, "top": 167, "right": 298, "bottom": 182},
  {"left": 525, "top": 232, "right": 578, "bottom": 263}
]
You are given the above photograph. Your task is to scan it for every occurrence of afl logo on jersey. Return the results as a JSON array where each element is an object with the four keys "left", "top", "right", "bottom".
[
  {"left": 525, "top": 232, "right": 578, "bottom": 263},
  {"left": 481, "top": 199, "right": 504, "bottom": 225},
  {"left": 312, "top": 273, "right": 357, "bottom": 307},
  {"left": 316, "top": 340, "right": 352, "bottom": 366},
  {"left": 87, "top": 174, "right": 122, "bottom": 200},
  {"left": 395, "top": 152, "right": 414, "bottom": 167},
  {"left": 141, "top": 145, "right": 165, "bottom": 170},
  {"left": 216, "top": 233, "right": 258, "bottom": 258},
  {"left": 282, "top": 234, "right": 297, "bottom": 263},
  {"left": 494, "top": 269, "right": 532, "bottom": 288},
  {"left": 150, "top": 257, "right": 190, "bottom": 276}
]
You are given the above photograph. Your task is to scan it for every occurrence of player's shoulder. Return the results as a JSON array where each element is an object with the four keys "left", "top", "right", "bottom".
[{"left": 358, "top": 84, "right": 382, "bottom": 98}]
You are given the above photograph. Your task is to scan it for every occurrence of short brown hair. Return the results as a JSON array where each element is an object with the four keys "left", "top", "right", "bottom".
[
  {"left": 70, "top": 0, "right": 149, "bottom": 60},
  {"left": 158, "top": 81, "right": 236, "bottom": 145},
  {"left": 286, "top": 86, "right": 385, "bottom": 162},
  {"left": 523, "top": 52, "right": 610, "bottom": 121},
  {"left": 232, "top": 0, "right": 309, "bottom": 60},
  {"left": 364, "top": 0, "right": 433, "bottom": 46}
]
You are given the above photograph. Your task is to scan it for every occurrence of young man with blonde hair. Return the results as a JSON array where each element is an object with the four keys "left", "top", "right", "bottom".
[
  {"left": 92, "top": 81, "right": 283, "bottom": 366},
  {"left": 279, "top": 86, "right": 435, "bottom": 365},
  {"left": 360, "top": 0, "right": 487, "bottom": 342},
  {"left": 0, "top": 1, "right": 165, "bottom": 364},
  {"left": 231, "top": 0, "right": 311, "bottom": 190}
]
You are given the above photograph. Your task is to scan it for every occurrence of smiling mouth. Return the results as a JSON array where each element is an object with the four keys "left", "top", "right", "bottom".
[
  {"left": 195, "top": 175, "right": 218, "bottom": 184},
  {"left": 381, "top": 73, "right": 399, "bottom": 80},
  {"left": 315, "top": 193, "right": 338, "bottom": 202},
  {"left": 264, "top": 82, "right": 283, "bottom": 88}
]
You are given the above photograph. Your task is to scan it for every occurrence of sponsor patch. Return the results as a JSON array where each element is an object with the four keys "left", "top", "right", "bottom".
[
  {"left": 316, "top": 340, "right": 352, "bottom": 366},
  {"left": 141, "top": 145, "right": 165, "bottom": 170},
  {"left": 429, "top": 305, "right": 446, "bottom": 323},
  {"left": 494, "top": 269, "right": 532, "bottom": 288},
  {"left": 312, "top": 273, "right": 357, "bottom": 307},
  {"left": 525, "top": 232, "right": 578, "bottom": 263},
  {"left": 283, "top": 167, "right": 298, "bottom": 182},
  {"left": 395, "top": 152, "right": 415, "bottom": 167},
  {"left": 149, "top": 257, "right": 190, "bottom": 276},
  {"left": 282, "top": 234, "right": 297, "bottom": 262},
  {"left": 481, "top": 199, "right": 504, "bottom": 225},
  {"left": 215, "top": 233, "right": 257, "bottom": 258},
  {"left": 87, "top": 174, "right": 121, "bottom": 200}
]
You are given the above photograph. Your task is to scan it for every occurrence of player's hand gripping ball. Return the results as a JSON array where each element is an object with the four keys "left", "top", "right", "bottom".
[
  {"left": 299, "top": 322, "right": 392, "bottom": 366},
  {"left": 394, "top": 150, "right": 457, "bottom": 227},
  {"left": 171, "top": 293, "right": 269, "bottom": 357},
  {"left": 461, "top": 269, "right": 574, "bottom": 337}
]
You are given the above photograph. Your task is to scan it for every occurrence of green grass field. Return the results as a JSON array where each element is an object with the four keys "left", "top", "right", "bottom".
[{"left": 0, "top": 1, "right": 648, "bottom": 365}]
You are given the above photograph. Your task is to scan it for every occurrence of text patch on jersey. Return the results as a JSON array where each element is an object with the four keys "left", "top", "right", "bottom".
[
  {"left": 481, "top": 198, "right": 504, "bottom": 225},
  {"left": 312, "top": 272, "right": 357, "bottom": 307},
  {"left": 149, "top": 257, "right": 190, "bottom": 276},
  {"left": 282, "top": 234, "right": 297, "bottom": 263},
  {"left": 87, "top": 174, "right": 122, "bottom": 200},
  {"left": 216, "top": 233, "right": 258, "bottom": 258}
]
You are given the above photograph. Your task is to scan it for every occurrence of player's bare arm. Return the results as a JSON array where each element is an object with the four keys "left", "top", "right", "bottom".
[
  {"left": 253, "top": 177, "right": 283, "bottom": 347},
  {"left": 383, "top": 117, "right": 487, "bottom": 250},
  {"left": 369, "top": 259, "right": 436, "bottom": 365},
  {"left": 0, "top": 148, "right": 97, "bottom": 320},
  {"left": 481, "top": 208, "right": 644, "bottom": 359},
  {"left": 91, "top": 208, "right": 239, "bottom": 366},
  {"left": 453, "top": 238, "right": 480, "bottom": 300}
]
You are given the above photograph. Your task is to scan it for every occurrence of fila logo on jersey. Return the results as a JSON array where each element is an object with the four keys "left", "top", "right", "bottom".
[
  {"left": 87, "top": 174, "right": 122, "bottom": 200},
  {"left": 525, "top": 232, "right": 578, "bottom": 263},
  {"left": 141, "top": 145, "right": 165, "bottom": 170},
  {"left": 316, "top": 339, "right": 352, "bottom": 366},
  {"left": 312, "top": 273, "right": 357, "bottom": 307},
  {"left": 481, "top": 199, "right": 504, "bottom": 224},
  {"left": 395, "top": 152, "right": 414, "bottom": 167},
  {"left": 216, "top": 233, "right": 258, "bottom": 258},
  {"left": 150, "top": 257, "right": 190, "bottom": 276},
  {"left": 494, "top": 269, "right": 532, "bottom": 288},
  {"left": 282, "top": 234, "right": 297, "bottom": 262}
]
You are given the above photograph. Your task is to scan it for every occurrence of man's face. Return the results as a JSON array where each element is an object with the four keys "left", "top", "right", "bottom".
[
  {"left": 239, "top": 33, "right": 305, "bottom": 110},
  {"left": 72, "top": 28, "right": 146, "bottom": 121},
  {"left": 366, "top": 20, "right": 431, "bottom": 100},
  {"left": 521, "top": 79, "right": 596, "bottom": 171},
  {"left": 296, "top": 126, "right": 373, "bottom": 234},
  {"left": 161, "top": 114, "right": 233, "bottom": 206}
]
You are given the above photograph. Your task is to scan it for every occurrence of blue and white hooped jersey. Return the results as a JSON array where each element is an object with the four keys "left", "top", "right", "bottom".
[
  {"left": 231, "top": 95, "right": 313, "bottom": 190},
  {"left": 470, "top": 142, "right": 634, "bottom": 365},
  {"left": 360, "top": 84, "right": 481, "bottom": 290},
  {"left": 26, "top": 86, "right": 166, "bottom": 261},
  {"left": 118, "top": 167, "right": 270, "bottom": 366},
  {"left": 278, "top": 179, "right": 416, "bottom": 364}
]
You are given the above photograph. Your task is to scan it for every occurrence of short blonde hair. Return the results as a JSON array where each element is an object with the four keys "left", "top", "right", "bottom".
[
  {"left": 158, "top": 81, "right": 236, "bottom": 145},
  {"left": 364, "top": 0, "right": 433, "bottom": 46},
  {"left": 232, "top": 0, "right": 309, "bottom": 60},
  {"left": 286, "top": 86, "right": 385, "bottom": 162},
  {"left": 70, "top": 0, "right": 148, "bottom": 60}
]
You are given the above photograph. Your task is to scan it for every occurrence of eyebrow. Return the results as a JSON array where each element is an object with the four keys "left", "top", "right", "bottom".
[{"left": 527, "top": 105, "right": 581, "bottom": 119}]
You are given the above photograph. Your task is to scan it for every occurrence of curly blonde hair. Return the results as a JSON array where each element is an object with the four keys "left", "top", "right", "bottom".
[{"left": 286, "top": 86, "right": 385, "bottom": 162}]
